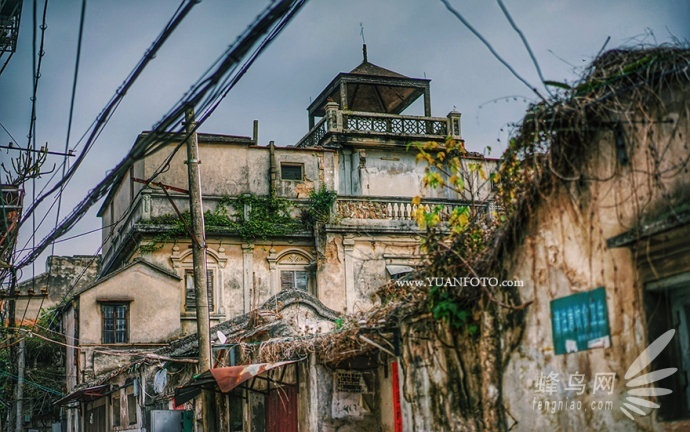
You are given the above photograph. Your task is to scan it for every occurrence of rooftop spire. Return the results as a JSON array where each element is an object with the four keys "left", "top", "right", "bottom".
[{"left": 360, "top": 22, "right": 368, "bottom": 63}]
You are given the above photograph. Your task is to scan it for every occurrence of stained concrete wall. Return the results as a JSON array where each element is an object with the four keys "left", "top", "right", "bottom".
[
  {"left": 16, "top": 255, "right": 101, "bottom": 325},
  {"left": 501, "top": 86, "right": 690, "bottom": 430},
  {"left": 319, "top": 231, "right": 421, "bottom": 313},
  {"left": 100, "top": 136, "right": 335, "bottom": 266},
  {"left": 336, "top": 147, "right": 497, "bottom": 201},
  {"left": 77, "top": 261, "right": 181, "bottom": 379}
]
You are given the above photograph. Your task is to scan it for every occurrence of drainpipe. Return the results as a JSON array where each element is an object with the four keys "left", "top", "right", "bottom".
[{"left": 269, "top": 141, "right": 277, "bottom": 198}]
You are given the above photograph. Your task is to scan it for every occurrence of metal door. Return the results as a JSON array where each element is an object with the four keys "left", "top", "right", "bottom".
[{"left": 266, "top": 385, "right": 298, "bottom": 432}]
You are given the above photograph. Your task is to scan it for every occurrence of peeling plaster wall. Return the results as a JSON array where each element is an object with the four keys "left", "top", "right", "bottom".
[
  {"left": 502, "top": 87, "right": 690, "bottom": 431},
  {"left": 318, "top": 233, "right": 347, "bottom": 312},
  {"left": 360, "top": 149, "right": 430, "bottom": 198},
  {"left": 319, "top": 232, "right": 420, "bottom": 313},
  {"left": 141, "top": 241, "right": 318, "bottom": 335},
  {"left": 336, "top": 147, "right": 498, "bottom": 201}
]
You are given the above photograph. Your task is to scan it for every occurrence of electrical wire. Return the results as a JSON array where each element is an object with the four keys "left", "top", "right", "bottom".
[
  {"left": 18, "top": 0, "right": 199, "bottom": 231},
  {"left": 0, "top": 120, "right": 20, "bottom": 145},
  {"left": 13, "top": 0, "right": 308, "bottom": 272},
  {"left": 25, "top": 0, "right": 49, "bottom": 152},
  {"left": 52, "top": 0, "right": 88, "bottom": 256},
  {"left": 23, "top": 0, "right": 309, "bottom": 351}
]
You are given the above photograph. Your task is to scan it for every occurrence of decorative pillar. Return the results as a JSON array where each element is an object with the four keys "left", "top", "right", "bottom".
[
  {"left": 267, "top": 248, "right": 278, "bottom": 297},
  {"left": 357, "top": 150, "right": 368, "bottom": 196},
  {"left": 325, "top": 100, "right": 340, "bottom": 132},
  {"left": 242, "top": 243, "right": 254, "bottom": 314},
  {"left": 447, "top": 110, "right": 462, "bottom": 140},
  {"left": 343, "top": 236, "right": 355, "bottom": 313},
  {"left": 423, "top": 86, "right": 431, "bottom": 117},
  {"left": 141, "top": 191, "right": 151, "bottom": 221},
  {"left": 340, "top": 82, "right": 348, "bottom": 110}
]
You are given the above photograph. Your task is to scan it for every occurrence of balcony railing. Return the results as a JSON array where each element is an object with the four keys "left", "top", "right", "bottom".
[
  {"left": 102, "top": 192, "right": 491, "bottom": 270},
  {"left": 296, "top": 106, "right": 460, "bottom": 148},
  {"left": 342, "top": 112, "right": 447, "bottom": 136},
  {"left": 334, "top": 196, "right": 487, "bottom": 222},
  {"left": 101, "top": 192, "right": 310, "bottom": 269}
]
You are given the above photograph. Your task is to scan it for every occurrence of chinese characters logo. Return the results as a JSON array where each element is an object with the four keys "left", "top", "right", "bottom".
[{"left": 619, "top": 329, "right": 677, "bottom": 420}]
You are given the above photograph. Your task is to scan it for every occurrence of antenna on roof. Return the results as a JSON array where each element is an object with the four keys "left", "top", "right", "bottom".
[{"left": 360, "top": 22, "right": 367, "bottom": 62}]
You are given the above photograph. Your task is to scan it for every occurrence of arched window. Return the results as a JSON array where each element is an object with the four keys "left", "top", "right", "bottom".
[
  {"left": 268, "top": 249, "right": 314, "bottom": 295},
  {"left": 171, "top": 245, "right": 227, "bottom": 316}
]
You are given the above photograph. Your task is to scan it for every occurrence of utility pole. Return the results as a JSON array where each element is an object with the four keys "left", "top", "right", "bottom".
[
  {"left": 15, "top": 338, "right": 24, "bottom": 432},
  {"left": 184, "top": 106, "right": 214, "bottom": 431}
]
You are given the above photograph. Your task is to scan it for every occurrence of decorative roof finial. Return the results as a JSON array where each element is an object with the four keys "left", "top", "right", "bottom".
[{"left": 360, "top": 22, "right": 367, "bottom": 63}]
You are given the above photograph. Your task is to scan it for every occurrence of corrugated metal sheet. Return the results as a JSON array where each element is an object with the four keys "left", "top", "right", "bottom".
[
  {"left": 174, "top": 360, "right": 298, "bottom": 406},
  {"left": 210, "top": 360, "right": 297, "bottom": 393}
]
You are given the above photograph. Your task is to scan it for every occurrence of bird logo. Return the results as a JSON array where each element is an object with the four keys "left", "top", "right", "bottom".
[{"left": 620, "top": 329, "right": 677, "bottom": 420}]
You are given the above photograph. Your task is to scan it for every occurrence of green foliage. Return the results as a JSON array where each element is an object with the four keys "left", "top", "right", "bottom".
[
  {"left": 302, "top": 185, "right": 337, "bottom": 228},
  {"left": 233, "top": 194, "right": 303, "bottom": 240},
  {"left": 429, "top": 285, "right": 478, "bottom": 335},
  {"left": 139, "top": 194, "right": 306, "bottom": 251}
]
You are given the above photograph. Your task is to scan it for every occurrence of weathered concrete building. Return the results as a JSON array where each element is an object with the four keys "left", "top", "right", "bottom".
[
  {"left": 57, "top": 54, "right": 497, "bottom": 432},
  {"left": 499, "top": 48, "right": 690, "bottom": 431},
  {"left": 384, "top": 47, "right": 690, "bottom": 432},
  {"left": 14, "top": 255, "right": 101, "bottom": 325}
]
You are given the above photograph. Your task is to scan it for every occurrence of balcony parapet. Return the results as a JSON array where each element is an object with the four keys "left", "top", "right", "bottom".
[
  {"left": 101, "top": 192, "right": 314, "bottom": 271},
  {"left": 295, "top": 106, "right": 461, "bottom": 148},
  {"left": 334, "top": 196, "right": 487, "bottom": 223}
]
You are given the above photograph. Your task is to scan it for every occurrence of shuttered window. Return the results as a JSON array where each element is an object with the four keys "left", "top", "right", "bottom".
[
  {"left": 280, "top": 270, "right": 308, "bottom": 290},
  {"left": 185, "top": 270, "right": 215, "bottom": 311}
]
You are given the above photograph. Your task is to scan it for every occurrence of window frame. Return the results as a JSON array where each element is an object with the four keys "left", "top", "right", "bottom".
[
  {"left": 280, "top": 163, "right": 304, "bottom": 181},
  {"left": 644, "top": 273, "right": 690, "bottom": 421},
  {"left": 184, "top": 269, "right": 215, "bottom": 312},
  {"left": 112, "top": 393, "right": 121, "bottom": 427},
  {"left": 280, "top": 270, "right": 309, "bottom": 291},
  {"left": 100, "top": 302, "right": 130, "bottom": 344}
]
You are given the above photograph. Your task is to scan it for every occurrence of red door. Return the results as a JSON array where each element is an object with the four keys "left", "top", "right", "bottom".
[{"left": 266, "top": 385, "right": 298, "bottom": 432}]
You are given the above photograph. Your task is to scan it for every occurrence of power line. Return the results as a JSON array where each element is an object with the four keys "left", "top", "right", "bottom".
[
  {"left": 13, "top": 0, "right": 308, "bottom": 272},
  {"left": 0, "top": 121, "right": 20, "bottom": 145},
  {"left": 17, "top": 0, "right": 199, "bottom": 232},
  {"left": 25, "top": 0, "right": 49, "bottom": 151},
  {"left": 439, "top": 0, "right": 546, "bottom": 103},
  {"left": 53, "top": 0, "right": 88, "bottom": 256},
  {"left": 29, "top": 0, "right": 309, "bottom": 338}
]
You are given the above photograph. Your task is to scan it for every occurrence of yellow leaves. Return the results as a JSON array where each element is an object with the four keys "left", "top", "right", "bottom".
[
  {"left": 413, "top": 206, "right": 427, "bottom": 228},
  {"left": 423, "top": 171, "right": 444, "bottom": 188},
  {"left": 448, "top": 206, "right": 470, "bottom": 233},
  {"left": 411, "top": 196, "right": 421, "bottom": 206},
  {"left": 415, "top": 151, "right": 434, "bottom": 165}
]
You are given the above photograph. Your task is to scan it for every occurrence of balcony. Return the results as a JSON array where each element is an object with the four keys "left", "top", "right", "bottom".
[
  {"left": 101, "top": 192, "right": 313, "bottom": 270},
  {"left": 295, "top": 102, "right": 461, "bottom": 148},
  {"left": 332, "top": 196, "right": 491, "bottom": 232},
  {"left": 102, "top": 189, "right": 494, "bottom": 269}
]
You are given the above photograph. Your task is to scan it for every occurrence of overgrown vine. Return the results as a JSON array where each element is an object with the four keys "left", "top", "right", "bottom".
[{"left": 138, "top": 190, "right": 338, "bottom": 252}]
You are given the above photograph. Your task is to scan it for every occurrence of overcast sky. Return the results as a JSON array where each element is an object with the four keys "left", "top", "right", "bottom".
[{"left": 1, "top": 0, "right": 688, "bottom": 280}]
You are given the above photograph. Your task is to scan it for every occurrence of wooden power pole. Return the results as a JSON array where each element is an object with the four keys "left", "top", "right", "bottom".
[{"left": 184, "top": 106, "right": 214, "bottom": 430}]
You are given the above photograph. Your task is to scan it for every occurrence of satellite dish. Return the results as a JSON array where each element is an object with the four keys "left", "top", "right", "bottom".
[{"left": 217, "top": 331, "right": 227, "bottom": 345}]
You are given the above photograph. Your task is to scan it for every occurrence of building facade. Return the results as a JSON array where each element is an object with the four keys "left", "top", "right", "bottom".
[{"left": 58, "top": 56, "right": 497, "bottom": 432}]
